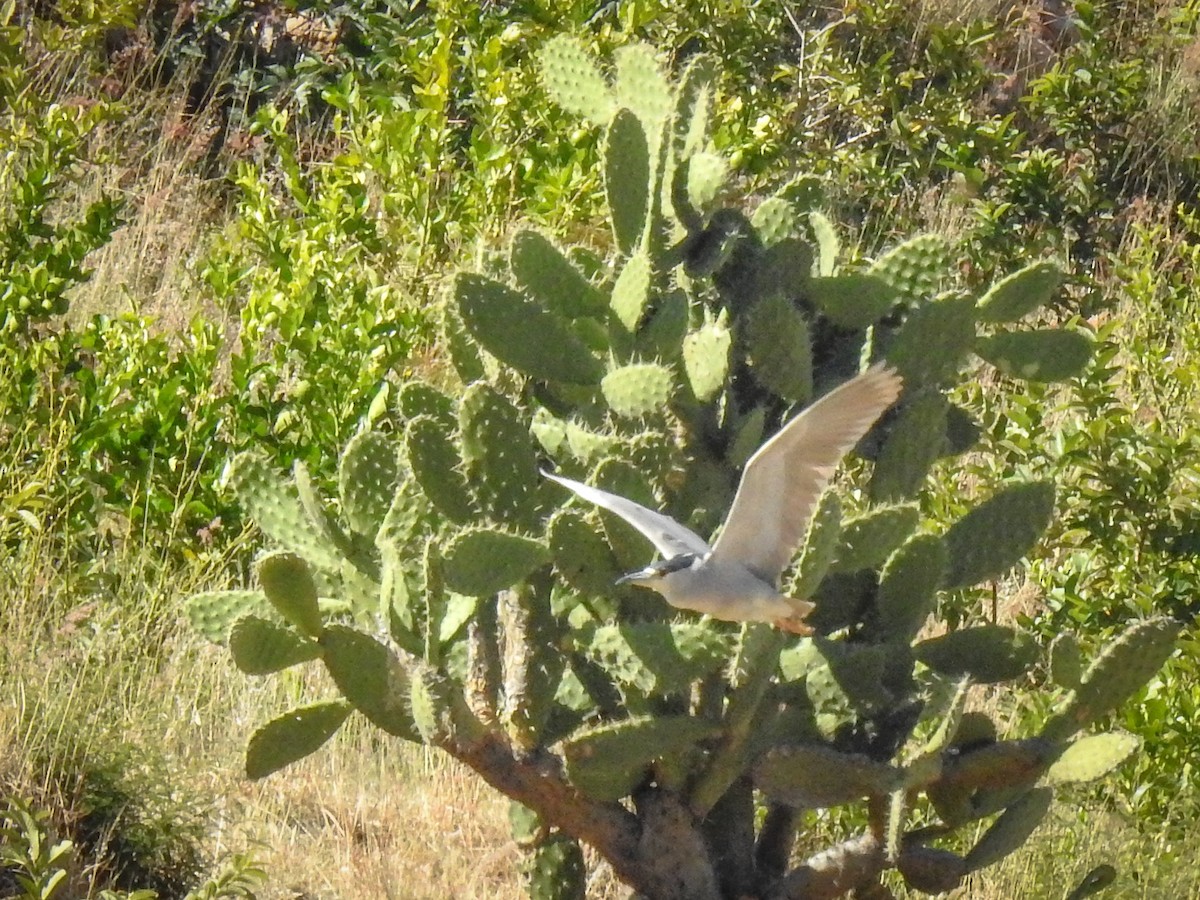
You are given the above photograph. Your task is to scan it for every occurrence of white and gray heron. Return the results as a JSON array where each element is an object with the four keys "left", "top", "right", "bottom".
[{"left": 544, "top": 364, "right": 903, "bottom": 632}]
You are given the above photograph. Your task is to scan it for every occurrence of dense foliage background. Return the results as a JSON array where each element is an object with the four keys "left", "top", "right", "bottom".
[{"left": 2, "top": 0, "right": 1199, "bottom": 896}]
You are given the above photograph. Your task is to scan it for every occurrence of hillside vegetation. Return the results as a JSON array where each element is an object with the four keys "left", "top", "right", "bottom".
[{"left": 2, "top": 0, "right": 1199, "bottom": 897}]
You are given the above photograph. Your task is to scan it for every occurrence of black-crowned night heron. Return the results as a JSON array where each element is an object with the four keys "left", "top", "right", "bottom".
[{"left": 544, "top": 364, "right": 903, "bottom": 632}]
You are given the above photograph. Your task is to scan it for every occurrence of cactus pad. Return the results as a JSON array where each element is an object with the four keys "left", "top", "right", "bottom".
[
  {"left": 614, "top": 44, "right": 672, "bottom": 140},
  {"left": 808, "top": 211, "right": 840, "bottom": 276},
  {"left": 1043, "top": 617, "right": 1179, "bottom": 741},
  {"left": 1044, "top": 731, "right": 1140, "bottom": 785},
  {"left": 605, "top": 109, "right": 651, "bottom": 256},
  {"left": 1048, "top": 632, "right": 1083, "bottom": 689},
  {"left": 789, "top": 491, "right": 843, "bottom": 600},
  {"left": 876, "top": 534, "right": 946, "bottom": 642},
  {"left": 548, "top": 509, "right": 622, "bottom": 596},
  {"left": 442, "top": 527, "right": 551, "bottom": 596},
  {"left": 870, "top": 392, "right": 950, "bottom": 502},
  {"left": 537, "top": 35, "right": 615, "bottom": 126},
  {"left": 405, "top": 414, "right": 475, "bottom": 524},
  {"left": 456, "top": 274, "right": 604, "bottom": 385},
  {"left": 963, "top": 787, "right": 1052, "bottom": 871},
  {"left": 226, "top": 453, "right": 343, "bottom": 571},
  {"left": 601, "top": 362, "right": 674, "bottom": 418},
  {"left": 943, "top": 481, "right": 1055, "bottom": 589},
  {"left": 886, "top": 293, "right": 977, "bottom": 388},
  {"left": 230, "top": 615, "right": 320, "bottom": 675},
  {"left": 808, "top": 274, "right": 898, "bottom": 330},
  {"left": 610, "top": 250, "right": 652, "bottom": 332},
  {"left": 245, "top": 700, "right": 352, "bottom": 780},
  {"left": 751, "top": 197, "right": 796, "bottom": 247},
  {"left": 915, "top": 625, "right": 1039, "bottom": 683},
  {"left": 256, "top": 551, "right": 323, "bottom": 639},
  {"left": 320, "top": 624, "right": 419, "bottom": 740},
  {"left": 976, "top": 328, "right": 1093, "bottom": 382},
  {"left": 977, "top": 260, "right": 1064, "bottom": 323},
  {"left": 397, "top": 380, "right": 457, "bottom": 428},
  {"left": 459, "top": 383, "right": 539, "bottom": 525},
  {"left": 686, "top": 152, "right": 728, "bottom": 212},
  {"left": 186, "top": 590, "right": 273, "bottom": 644},
  {"left": 338, "top": 430, "right": 400, "bottom": 538},
  {"left": 682, "top": 314, "right": 732, "bottom": 402},
  {"left": 583, "top": 622, "right": 732, "bottom": 697},
  {"left": 754, "top": 744, "right": 900, "bottom": 808},
  {"left": 831, "top": 504, "right": 920, "bottom": 574},
  {"left": 511, "top": 229, "right": 606, "bottom": 319},
  {"left": 869, "top": 234, "right": 953, "bottom": 304},
  {"left": 562, "top": 716, "right": 720, "bottom": 801},
  {"left": 744, "top": 294, "right": 814, "bottom": 403}
]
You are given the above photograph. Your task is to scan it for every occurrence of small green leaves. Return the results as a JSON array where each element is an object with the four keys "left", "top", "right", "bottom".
[
  {"left": 916, "top": 626, "right": 1039, "bottom": 683},
  {"left": 562, "top": 716, "right": 719, "bottom": 801},
  {"left": 257, "top": 551, "right": 322, "bottom": 639},
  {"left": 246, "top": 700, "right": 351, "bottom": 779},
  {"left": 943, "top": 481, "right": 1055, "bottom": 589},
  {"left": 456, "top": 274, "right": 603, "bottom": 385},
  {"left": 537, "top": 35, "right": 615, "bottom": 126},
  {"left": 976, "top": 329, "right": 1093, "bottom": 382},
  {"left": 1044, "top": 732, "right": 1140, "bottom": 785},
  {"left": 443, "top": 528, "right": 551, "bottom": 596},
  {"left": 977, "top": 260, "right": 1064, "bottom": 323}
]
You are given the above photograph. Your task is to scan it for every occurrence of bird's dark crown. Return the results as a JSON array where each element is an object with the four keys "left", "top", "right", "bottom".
[{"left": 653, "top": 553, "right": 699, "bottom": 575}]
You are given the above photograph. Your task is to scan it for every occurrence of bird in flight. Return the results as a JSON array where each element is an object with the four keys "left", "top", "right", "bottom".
[{"left": 544, "top": 364, "right": 903, "bottom": 632}]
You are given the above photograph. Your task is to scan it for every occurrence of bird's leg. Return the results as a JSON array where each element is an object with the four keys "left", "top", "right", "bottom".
[{"left": 773, "top": 616, "right": 813, "bottom": 635}]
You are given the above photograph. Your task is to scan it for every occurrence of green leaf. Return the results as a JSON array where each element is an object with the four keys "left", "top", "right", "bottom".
[
  {"left": 230, "top": 615, "right": 320, "bottom": 675},
  {"left": 256, "top": 551, "right": 323, "bottom": 638},
  {"left": 977, "top": 260, "right": 1064, "bottom": 323}
]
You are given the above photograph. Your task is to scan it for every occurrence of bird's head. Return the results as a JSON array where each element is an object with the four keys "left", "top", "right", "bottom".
[{"left": 616, "top": 553, "right": 699, "bottom": 588}]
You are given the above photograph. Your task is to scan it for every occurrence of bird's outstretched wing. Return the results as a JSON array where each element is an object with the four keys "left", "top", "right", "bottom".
[
  {"left": 710, "top": 364, "right": 903, "bottom": 584},
  {"left": 543, "top": 471, "right": 711, "bottom": 558}
]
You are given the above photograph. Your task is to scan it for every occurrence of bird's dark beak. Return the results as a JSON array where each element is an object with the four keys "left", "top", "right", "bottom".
[{"left": 615, "top": 566, "right": 657, "bottom": 586}]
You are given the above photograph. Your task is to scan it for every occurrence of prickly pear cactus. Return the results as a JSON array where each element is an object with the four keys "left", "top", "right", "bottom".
[{"left": 183, "top": 40, "right": 1178, "bottom": 900}]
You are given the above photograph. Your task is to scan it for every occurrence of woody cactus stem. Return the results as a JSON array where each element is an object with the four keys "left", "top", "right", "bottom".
[{"left": 182, "top": 39, "right": 1177, "bottom": 900}]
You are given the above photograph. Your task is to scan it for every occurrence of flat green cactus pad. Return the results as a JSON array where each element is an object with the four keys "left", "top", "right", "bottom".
[
  {"left": 808, "top": 273, "right": 899, "bottom": 330},
  {"left": 185, "top": 590, "right": 272, "bottom": 644},
  {"left": 682, "top": 315, "right": 732, "bottom": 402},
  {"left": 338, "top": 430, "right": 400, "bottom": 538},
  {"left": 1044, "top": 731, "right": 1140, "bottom": 785},
  {"left": 443, "top": 527, "right": 551, "bottom": 596},
  {"left": 230, "top": 615, "right": 319, "bottom": 675},
  {"left": 455, "top": 274, "right": 604, "bottom": 385},
  {"left": 876, "top": 533, "right": 946, "bottom": 642},
  {"left": 869, "top": 234, "right": 953, "bottom": 304},
  {"left": 256, "top": 551, "right": 323, "bottom": 639},
  {"left": 943, "top": 481, "right": 1055, "bottom": 589},
  {"left": 605, "top": 110, "right": 651, "bottom": 257},
  {"left": 511, "top": 229, "right": 606, "bottom": 319},
  {"left": 915, "top": 625, "right": 1039, "bottom": 684},
  {"left": 245, "top": 700, "right": 352, "bottom": 780},
  {"left": 976, "top": 328, "right": 1093, "bottom": 382},
  {"left": 977, "top": 260, "right": 1064, "bottom": 323},
  {"left": 963, "top": 787, "right": 1052, "bottom": 872},
  {"left": 755, "top": 744, "right": 900, "bottom": 808},
  {"left": 870, "top": 392, "right": 950, "bottom": 502},
  {"left": 562, "top": 716, "right": 720, "bottom": 801},
  {"left": 321, "top": 624, "right": 420, "bottom": 741},
  {"left": 831, "top": 504, "right": 920, "bottom": 574},
  {"left": 601, "top": 362, "right": 675, "bottom": 418},
  {"left": 537, "top": 35, "right": 615, "bottom": 126}
]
